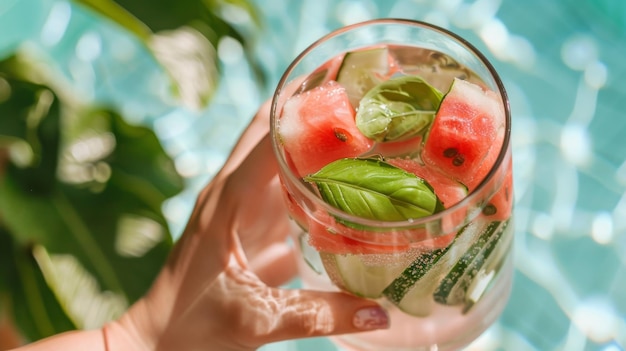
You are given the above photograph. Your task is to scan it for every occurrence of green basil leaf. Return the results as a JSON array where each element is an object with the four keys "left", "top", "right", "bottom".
[
  {"left": 356, "top": 75, "right": 443, "bottom": 142},
  {"left": 304, "top": 158, "right": 441, "bottom": 223}
]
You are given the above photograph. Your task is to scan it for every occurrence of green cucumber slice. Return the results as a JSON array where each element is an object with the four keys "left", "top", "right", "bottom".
[
  {"left": 381, "top": 245, "right": 451, "bottom": 305},
  {"left": 462, "top": 219, "right": 514, "bottom": 312},
  {"left": 336, "top": 47, "right": 391, "bottom": 108},
  {"left": 299, "top": 232, "right": 324, "bottom": 275},
  {"left": 433, "top": 220, "right": 510, "bottom": 306},
  {"left": 382, "top": 223, "right": 482, "bottom": 316},
  {"left": 321, "top": 251, "right": 416, "bottom": 298},
  {"left": 481, "top": 218, "right": 514, "bottom": 276}
]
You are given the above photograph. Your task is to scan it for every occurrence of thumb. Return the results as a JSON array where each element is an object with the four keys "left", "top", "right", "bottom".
[{"left": 254, "top": 287, "right": 390, "bottom": 345}]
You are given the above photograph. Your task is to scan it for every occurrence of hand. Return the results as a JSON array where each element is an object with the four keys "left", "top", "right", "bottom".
[{"left": 106, "top": 96, "right": 390, "bottom": 351}]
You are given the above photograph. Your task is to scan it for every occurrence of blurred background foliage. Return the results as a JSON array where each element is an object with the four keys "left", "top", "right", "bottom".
[{"left": 0, "top": 0, "right": 259, "bottom": 347}]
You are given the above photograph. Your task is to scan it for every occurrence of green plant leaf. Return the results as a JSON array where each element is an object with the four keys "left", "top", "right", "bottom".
[
  {"left": 0, "top": 55, "right": 184, "bottom": 341},
  {"left": 0, "top": 72, "right": 60, "bottom": 191},
  {"left": 0, "top": 229, "right": 77, "bottom": 341},
  {"left": 356, "top": 75, "right": 443, "bottom": 142},
  {"left": 72, "top": 0, "right": 262, "bottom": 109},
  {"left": 304, "top": 158, "right": 441, "bottom": 222},
  {"left": 75, "top": 0, "right": 254, "bottom": 38},
  {"left": 0, "top": 109, "right": 180, "bottom": 302},
  {"left": 70, "top": 0, "right": 152, "bottom": 40}
]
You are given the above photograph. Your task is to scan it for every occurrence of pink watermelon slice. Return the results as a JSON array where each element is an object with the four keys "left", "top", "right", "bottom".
[
  {"left": 281, "top": 182, "right": 308, "bottom": 229},
  {"left": 422, "top": 78, "right": 505, "bottom": 190},
  {"left": 308, "top": 210, "right": 455, "bottom": 255},
  {"left": 278, "top": 80, "right": 373, "bottom": 177},
  {"left": 482, "top": 159, "right": 514, "bottom": 221},
  {"left": 308, "top": 54, "right": 345, "bottom": 87},
  {"left": 373, "top": 135, "right": 423, "bottom": 158}
]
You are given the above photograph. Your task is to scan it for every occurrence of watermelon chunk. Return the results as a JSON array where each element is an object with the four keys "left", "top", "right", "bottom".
[
  {"left": 278, "top": 80, "right": 374, "bottom": 177},
  {"left": 373, "top": 135, "right": 423, "bottom": 158},
  {"left": 306, "top": 54, "right": 345, "bottom": 89},
  {"left": 308, "top": 210, "right": 456, "bottom": 255},
  {"left": 422, "top": 78, "right": 505, "bottom": 189},
  {"left": 308, "top": 215, "right": 410, "bottom": 255},
  {"left": 281, "top": 183, "right": 308, "bottom": 228},
  {"left": 482, "top": 159, "right": 514, "bottom": 221}
]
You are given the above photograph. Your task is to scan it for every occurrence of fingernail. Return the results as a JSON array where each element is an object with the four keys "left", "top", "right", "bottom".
[{"left": 353, "top": 306, "right": 389, "bottom": 331}]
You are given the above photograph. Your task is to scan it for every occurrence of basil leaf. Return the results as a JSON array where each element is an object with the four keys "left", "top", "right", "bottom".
[
  {"left": 356, "top": 75, "right": 443, "bottom": 142},
  {"left": 304, "top": 158, "right": 441, "bottom": 223}
]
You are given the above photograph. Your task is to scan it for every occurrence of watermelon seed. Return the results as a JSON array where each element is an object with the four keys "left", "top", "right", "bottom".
[
  {"left": 452, "top": 155, "right": 465, "bottom": 166},
  {"left": 334, "top": 128, "right": 349, "bottom": 142},
  {"left": 482, "top": 204, "right": 497, "bottom": 216},
  {"left": 443, "top": 148, "right": 458, "bottom": 158}
]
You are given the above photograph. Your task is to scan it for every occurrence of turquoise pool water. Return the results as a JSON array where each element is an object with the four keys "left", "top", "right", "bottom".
[{"left": 1, "top": 0, "right": 625, "bottom": 350}]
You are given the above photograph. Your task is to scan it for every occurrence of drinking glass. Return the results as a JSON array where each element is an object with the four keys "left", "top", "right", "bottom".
[{"left": 270, "top": 19, "right": 513, "bottom": 351}]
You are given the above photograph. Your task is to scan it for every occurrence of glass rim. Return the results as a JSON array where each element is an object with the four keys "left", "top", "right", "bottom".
[{"left": 270, "top": 18, "right": 512, "bottom": 230}]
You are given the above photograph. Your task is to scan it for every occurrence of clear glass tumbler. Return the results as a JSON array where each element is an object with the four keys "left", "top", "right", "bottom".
[{"left": 270, "top": 19, "right": 513, "bottom": 351}]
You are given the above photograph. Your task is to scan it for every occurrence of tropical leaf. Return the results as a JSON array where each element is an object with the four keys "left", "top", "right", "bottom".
[
  {"left": 72, "top": 0, "right": 262, "bottom": 109},
  {"left": 0, "top": 69, "right": 60, "bottom": 191},
  {"left": 0, "top": 53, "right": 183, "bottom": 341},
  {"left": 0, "top": 229, "right": 77, "bottom": 341},
  {"left": 0, "top": 111, "right": 179, "bottom": 303},
  {"left": 68, "top": 0, "right": 152, "bottom": 41}
]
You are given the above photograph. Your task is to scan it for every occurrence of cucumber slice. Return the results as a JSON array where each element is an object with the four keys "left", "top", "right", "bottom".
[
  {"left": 336, "top": 47, "right": 391, "bottom": 108},
  {"left": 433, "top": 220, "right": 510, "bottom": 306},
  {"left": 462, "top": 218, "right": 514, "bottom": 311},
  {"left": 382, "top": 246, "right": 451, "bottom": 305},
  {"left": 321, "top": 251, "right": 416, "bottom": 298},
  {"left": 382, "top": 223, "right": 482, "bottom": 316},
  {"left": 381, "top": 248, "right": 449, "bottom": 317},
  {"left": 299, "top": 232, "right": 324, "bottom": 275},
  {"left": 481, "top": 218, "right": 514, "bottom": 275}
]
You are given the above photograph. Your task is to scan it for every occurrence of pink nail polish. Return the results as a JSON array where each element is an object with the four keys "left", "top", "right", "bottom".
[{"left": 353, "top": 306, "right": 390, "bottom": 330}]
